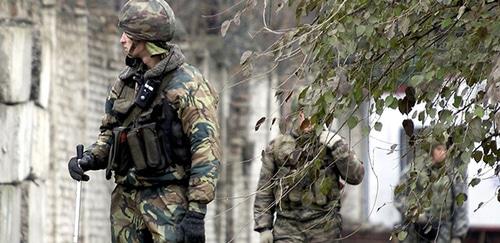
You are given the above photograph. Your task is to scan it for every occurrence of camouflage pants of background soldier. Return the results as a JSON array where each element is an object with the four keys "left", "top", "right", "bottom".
[
  {"left": 110, "top": 184, "right": 187, "bottom": 243},
  {"left": 403, "top": 222, "right": 452, "bottom": 243},
  {"left": 273, "top": 212, "right": 342, "bottom": 243}
]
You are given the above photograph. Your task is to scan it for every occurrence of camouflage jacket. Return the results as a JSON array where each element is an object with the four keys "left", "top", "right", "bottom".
[
  {"left": 89, "top": 45, "right": 221, "bottom": 214},
  {"left": 253, "top": 130, "right": 365, "bottom": 232},
  {"left": 394, "top": 159, "right": 469, "bottom": 238}
]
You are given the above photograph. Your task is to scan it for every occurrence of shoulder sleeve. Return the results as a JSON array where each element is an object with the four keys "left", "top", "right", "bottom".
[
  {"left": 166, "top": 68, "right": 221, "bottom": 215},
  {"left": 451, "top": 160, "right": 469, "bottom": 238},
  {"left": 88, "top": 79, "right": 122, "bottom": 165},
  {"left": 328, "top": 138, "right": 365, "bottom": 185},
  {"left": 254, "top": 141, "right": 277, "bottom": 232}
]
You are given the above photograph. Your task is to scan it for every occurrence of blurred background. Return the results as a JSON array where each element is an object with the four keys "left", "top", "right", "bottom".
[{"left": 0, "top": 1, "right": 499, "bottom": 243}]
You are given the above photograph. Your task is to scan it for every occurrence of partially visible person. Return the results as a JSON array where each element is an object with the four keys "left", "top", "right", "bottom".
[
  {"left": 253, "top": 88, "right": 365, "bottom": 243},
  {"left": 395, "top": 140, "right": 468, "bottom": 243}
]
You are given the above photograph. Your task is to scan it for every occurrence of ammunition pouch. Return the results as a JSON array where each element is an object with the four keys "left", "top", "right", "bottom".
[
  {"left": 106, "top": 127, "right": 134, "bottom": 179},
  {"left": 106, "top": 122, "right": 169, "bottom": 178},
  {"left": 127, "top": 122, "right": 168, "bottom": 175},
  {"left": 105, "top": 85, "right": 191, "bottom": 180},
  {"left": 276, "top": 167, "right": 341, "bottom": 208}
]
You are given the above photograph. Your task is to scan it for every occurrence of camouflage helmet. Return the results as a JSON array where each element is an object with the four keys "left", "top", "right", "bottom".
[{"left": 118, "top": 0, "right": 176, "bottom": 42}]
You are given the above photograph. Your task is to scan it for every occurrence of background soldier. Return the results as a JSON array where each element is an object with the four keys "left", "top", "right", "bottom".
[
  {"left": 253, "top": 90, "right": 365, "bottom": 243},
  {"left": 395, "top": 141, "right": 469, "bottom": 243},
  {"left": 67, "top": 0, "right": 221, "bottom": 242}
]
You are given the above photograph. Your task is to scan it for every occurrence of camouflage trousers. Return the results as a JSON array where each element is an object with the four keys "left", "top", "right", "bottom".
[
  {"left": 273, "top": 212, "right": 342, "bottom": 243},
  {"left": 402, "top": 222, "right": 452, "bottom": 243},
  {"left": 110, "top": 184, "right": 188, "bottom": 243}
]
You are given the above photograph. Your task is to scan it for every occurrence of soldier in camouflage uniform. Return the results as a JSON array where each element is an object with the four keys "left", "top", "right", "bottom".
[
  {"left": 67, "top": 1, "right": 221, "bottom": 242},
  {"left": 253, "top": 89, "right": 365, "bottom": 243},
  {"left": 394, "top": 142, "right": 468, "bottom": 243}
]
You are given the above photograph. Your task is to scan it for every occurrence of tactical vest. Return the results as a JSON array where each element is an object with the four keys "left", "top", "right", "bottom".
[
  {"left": 418, "top": 167, "right": 455, "bottom": 221},
  {"left": 271, "top": 134, "right": 342, "bottom": 210},
  {"left": 106, "top": 69, "right": 191, "bottom": 179}
]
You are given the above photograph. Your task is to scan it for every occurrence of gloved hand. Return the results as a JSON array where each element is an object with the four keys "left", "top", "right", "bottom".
[
  {"left": 68, "top": 152, "right": 96, "bottom": 181},
  {"left": 176, "top": 211, "right": 205, "bottom": 243},
  {"left": 451, "top": 238, "right": 462, "bottom": 243},
  {"left": 319, "top": 130, "right": 343, "bottom": 148},
  {"left": 259, "top": 229, "right": 273, "bottom": 243}
]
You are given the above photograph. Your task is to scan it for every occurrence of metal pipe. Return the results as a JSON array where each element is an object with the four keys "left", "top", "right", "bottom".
[{"left": 73, "top": 144, "right": 84, "bottom": 243}]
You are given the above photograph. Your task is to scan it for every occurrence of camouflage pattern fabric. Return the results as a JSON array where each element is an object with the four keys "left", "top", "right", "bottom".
[
  {"left": 273, "top": 213, "right": 342, "bottom": 243},
  {"left": 253, "top": 130, "right": 364, "bottom": 240},
  {"left": 118, "top": 0, "right": 176, "bottom": 41},
  {"left": 394, "top": 159, "right": 469, "bottom": 243},
  {"left": 402, "top": 221, "right": 454, "bottom": 243},
  {"left": 89, "top": 44, "right": 221, "bottom": 217},
  {"left": 110, "top": 184, "right": 187, "bottom": 243}
]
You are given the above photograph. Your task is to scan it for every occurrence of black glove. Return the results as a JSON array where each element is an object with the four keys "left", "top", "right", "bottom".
[
  {"left": 68, "top": 152, "right": 97, "bottom": 181},
  {"left": 176, "top": 211, "right": 205, "bottom": 243}
]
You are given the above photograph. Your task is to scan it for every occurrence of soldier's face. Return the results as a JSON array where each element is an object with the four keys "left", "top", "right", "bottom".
[
  {"left": 431, "top": 145, "right": 447, "bottom": 164},
  {"left": 297, "top": 110, "right": 313, "bottom": 133},
  {"left": 120, "top": 33, "right": 145, "bottom": 57}
]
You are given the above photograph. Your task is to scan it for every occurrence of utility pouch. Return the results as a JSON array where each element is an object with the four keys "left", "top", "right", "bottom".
[
  {"left": 313, "top": 170, "right": 328, "bottom": 206},
  {"left": 107, "top": 127, "right": 133, "bottom": 179},
  {"left": 127, "top": 122, "right": 167, "bottom": 173}
]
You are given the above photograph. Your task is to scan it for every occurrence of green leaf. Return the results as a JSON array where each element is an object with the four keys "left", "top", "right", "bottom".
[
  {"left": 474, "top": 106, "right": 484, "bottom": 118},
  {"left": 302, "top": 191, "right": 314, "bottom": 206},
  {"left": 438, "top": 109, "right": 452, "bottom": 122},
  {"left": 320, "top": 179, "right": 333, "bottom": 195},
  {"left": 376, "top": 98, "right": 384, "bottom": 115},
  {"left": 428, "top": 108, "right": 436, "bottom": 118},
  {"left": 398, "top": 231, "right": 408, "bottom": 241},
  {"left": 483, "top": 153, "right": 495, "bottom": 166},
  {"left": 460, "top": 151, "right": 472, "bottom": 163},
  {"left": 441, "top": 18, "right": 453, "bottom": 29},
  {"left": 356, "top": 25, "right": 366, "bottom": 36},
  {"left": 353, "top": 87, "right": 364, "bottom": 104},
  {"left": 410, "top": 75, "right": 425, "bottom": 86},
  {"left": 469, "top": 117, "right": 483, "bottom": 142},
  {"left": 399, "top": 17, "right": 410, "bottom": 35},
  {"left": 374, "top": 122, "right": 383, "bottom": 131},
  {"left": 418, "top": 111, "right": 425, "bottom": 121},
  {"left": 385, "top": 95, "right": 396, "bottom": 107},
  {"left": 453, "top": 96, "right": 463, "bottom": 108},
  {"left": 347, "top": 115, "right": 359, "bottom": 129},
  {"left": 362, "top": 125, "right": 371, "bottom": 136},
  {"left": 469, "top": 178, "right": 481, "bottom": 187},
  {"left": 472, "top": 151, "right": 483, "bottom": 162},
  {"left": 394, "top": 183, "right": 406, "bottom": 195},
  {"left": 455, "top": 193, "right": 468, "bottom": 207},
  {"left": 299, "top": 86, "right": 309, "bottom": 100}
]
